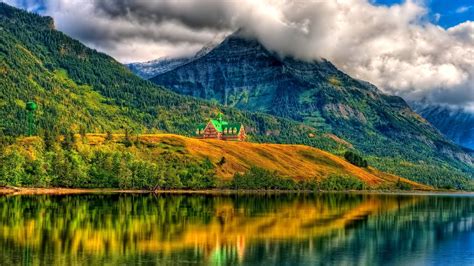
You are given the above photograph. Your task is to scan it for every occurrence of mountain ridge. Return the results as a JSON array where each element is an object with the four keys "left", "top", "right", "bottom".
[
  {"left": 410, "top": 102, "right": 474, "bottom": 150},
  {"left": 148, "top": 33, "right": 473, "bottom": 186}
]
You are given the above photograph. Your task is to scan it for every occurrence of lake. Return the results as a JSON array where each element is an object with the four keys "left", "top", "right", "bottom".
[{"left": 0, "top": 193, "right": 473, "bottom": 265}]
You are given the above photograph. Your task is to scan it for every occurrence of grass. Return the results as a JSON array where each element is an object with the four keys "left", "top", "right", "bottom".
[{"left": 81, "top": 133, "right": 430, "bottom": 190}]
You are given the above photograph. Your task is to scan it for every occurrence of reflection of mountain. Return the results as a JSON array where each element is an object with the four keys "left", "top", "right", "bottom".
[{"left": 0, "top": 194, "right": 472, "bottom": 265}]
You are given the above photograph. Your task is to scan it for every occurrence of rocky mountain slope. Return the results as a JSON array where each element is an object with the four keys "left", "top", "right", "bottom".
[
  {"left": 126, "top": 45, "right": 213, "bottom": 79},
  {"left": 149, "top": 33, "right": 473, "bottom": 186},
  {"left": 410, "top": 102, "right": 474, "bottom": 150}
]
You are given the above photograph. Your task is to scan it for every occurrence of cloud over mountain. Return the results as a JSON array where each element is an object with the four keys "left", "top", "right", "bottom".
[{"left": 4, "top": 0, "right": 473, "bottom": 110}]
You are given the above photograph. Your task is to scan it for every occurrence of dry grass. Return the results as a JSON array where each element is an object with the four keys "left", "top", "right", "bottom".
[{"left": 82, "top": 134, "right": 429, "bottom": 190}]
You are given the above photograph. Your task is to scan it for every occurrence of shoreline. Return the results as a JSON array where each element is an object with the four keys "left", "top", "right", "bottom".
[{"left": 1, "top": 187, "right": 472, "bottom": 196}]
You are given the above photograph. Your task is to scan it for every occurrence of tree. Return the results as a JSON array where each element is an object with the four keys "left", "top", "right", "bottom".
[
  {"left": 217, "top": 156, "right": 226, "bottom": 166},
  {"left": 43, "top": 130, "right": 57, "bottom": 151},
  {"left": 105, "top": 131, "right": 113, "bottom": 142},
  {"left": 344, "top": 151, "right": 368, "bottom": 167},
  {"left": 123, "top": 129, "right": 133, "bottom": 147},
  {"left": 61, "top": 131, "right": 76, "bottom": 150}
]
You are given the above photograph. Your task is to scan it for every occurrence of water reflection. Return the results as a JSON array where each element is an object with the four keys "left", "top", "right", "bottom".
[{"left": 0, "top": 193, "right": 472, "bottom": 265}]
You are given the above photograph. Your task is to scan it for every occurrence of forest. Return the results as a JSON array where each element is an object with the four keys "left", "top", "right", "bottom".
[{"left": 0, "top": 3, "right": 472, "bottom": 190}]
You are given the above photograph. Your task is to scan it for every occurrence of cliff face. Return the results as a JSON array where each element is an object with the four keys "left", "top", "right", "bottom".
[
  {"left": 411, "top": 103, "right": 474, "bottom": 150},
  {"left": 150, "top": 34, "right": 472, "bottom": 166}
]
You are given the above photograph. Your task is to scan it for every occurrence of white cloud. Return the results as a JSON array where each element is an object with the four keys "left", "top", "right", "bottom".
[
  {"left": 456, "top": 6, "right": 472, "bottom": 14},
  {"left": 4, "top": 0, "right": 474, "bottom": 111}
]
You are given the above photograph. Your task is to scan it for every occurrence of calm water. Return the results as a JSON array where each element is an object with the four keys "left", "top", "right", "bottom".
[{"left": 0, "top": 193, "right": 473, "bottom": 266}]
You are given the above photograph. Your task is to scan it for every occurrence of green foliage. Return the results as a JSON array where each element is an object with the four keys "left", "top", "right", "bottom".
[
  {"left": 319, "top": 175, "right": 366, "bottom": 191},
  {"left": 0, "top": 3, "right": 471, "bottom": 189},
  {"left": 123, "top": 129, "right": 133, "bottom": 148},
  {"left": 105, "top": 131, "right": 113, "bottom": 142},
  {"left": 344, "top": 151, "right": 368, "bottom": 167},
  {"left": 0, "top": 3, "right": 338, "bottom": 153},
  {"left": 232, "top": 167, "right": 299, "bottom": 190},
  {"left": 373, "top": 158, "right": 474, "bottom": 190},
  {"left": 396, "top": 178, "right": 412, "bottom": 190},
  {"left": 0, "top": 136, "right": 217, "bottom": 190},
  {"left": 231, "top": 167, "right": 365, "bottom": 191}
]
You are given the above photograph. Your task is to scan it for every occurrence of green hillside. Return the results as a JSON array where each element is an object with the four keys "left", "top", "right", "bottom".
[
  {"left": 150, "top": 33, "right": 474, "bottom": 188},
  {"left": 0, "top": 3, "right": 338, "bottom": 149},
  {"left": 0, "top": 134, "right": 430, "bottom": 191},
  {"left": 0, "top": 3, "right": 472, "bottom": 189}
]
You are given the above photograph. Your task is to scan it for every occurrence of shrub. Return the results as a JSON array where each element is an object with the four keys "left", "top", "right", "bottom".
[
  {"left": 344, "top": 151, "right": 368, "bottom": 167},
  {"left": 396, "top": 178, "right": 412, "bottom": 190},
  {"left": 233, "top": 167, "right": 286, "bottom": 189},
  {"left": 319, "top": 175, "right": 366, "bottom": 191},
  {"left": 232, "top": 167, "right": 301, "bottom": 190}
]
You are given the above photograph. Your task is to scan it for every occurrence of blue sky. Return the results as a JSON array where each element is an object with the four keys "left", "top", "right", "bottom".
[{"left": 373, "top": 0, "right": 473, "bottom": 27}]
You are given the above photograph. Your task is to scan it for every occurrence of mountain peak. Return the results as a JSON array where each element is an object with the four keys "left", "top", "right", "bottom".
[{"left": 148, "top": 32, "right": 474, "bottom": 173}]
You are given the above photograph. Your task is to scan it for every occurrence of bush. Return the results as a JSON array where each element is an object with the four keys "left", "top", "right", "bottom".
[
  {"left": 396, "top": 178, "right": 412, "bottom": 190},
  {"left": 232, "top": 167, "right": 299, "bottom": 190},
  {"left": 231, "top": 168, "right": 367, "bottom": 191},
  {"left": 344, "top": 151, "right": 368, "bottom": 167},
  {"left": 319, "top": 175, "right": 366, "bottom": 191}
]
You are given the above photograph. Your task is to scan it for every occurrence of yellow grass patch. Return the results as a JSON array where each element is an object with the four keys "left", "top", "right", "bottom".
[{"left": 82, "top": 134, "right": 429, "bottom": 190}]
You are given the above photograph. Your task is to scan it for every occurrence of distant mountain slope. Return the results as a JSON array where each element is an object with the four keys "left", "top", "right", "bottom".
[
  {"left": 126, "top": 57, "right": 194, "bottom": 79},
  {"left": 126, "top": 45, "right": 213, "bottom": 79},
  {"left": 149, "top": 33, "right": 473, "bottom": 186},
  {"left": 410, "top": 102, "right": 474, "bottom": 150}
]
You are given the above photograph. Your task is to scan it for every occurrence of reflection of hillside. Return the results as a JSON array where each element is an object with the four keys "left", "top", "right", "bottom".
[
  {"left": 241, "top": 196, "right": 474, "bottom": 265},
  {"left": 0, "top": 194, "right": 471, "bottom": 265},
  {"left": 0, "top": 195, "right": 413, "bottom": 258}
]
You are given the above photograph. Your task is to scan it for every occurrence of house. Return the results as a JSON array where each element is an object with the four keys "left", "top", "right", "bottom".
[{"left": 195, "top": 114, "right": 246, "bottom": 141}]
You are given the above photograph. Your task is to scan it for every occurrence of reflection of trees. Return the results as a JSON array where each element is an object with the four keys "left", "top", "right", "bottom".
[
  {"left": 0, "top": 194, "right": 471, "bottom": 265},
  {"left": 241, "top": 195, "right": 474, "bottom": 265}
]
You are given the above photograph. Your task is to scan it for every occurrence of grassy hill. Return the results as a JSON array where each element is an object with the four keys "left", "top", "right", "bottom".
[{"left": 0, "top": 134, "right": 429, "bottom": 191}]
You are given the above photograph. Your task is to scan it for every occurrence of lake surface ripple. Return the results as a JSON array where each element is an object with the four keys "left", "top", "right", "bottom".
[{"left": 0, "top": 193, "right": 473, "bottom": 265}]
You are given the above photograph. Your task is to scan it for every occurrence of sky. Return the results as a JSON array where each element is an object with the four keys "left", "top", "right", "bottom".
[{"left": 3, "top": 0, "right": 474, "bottom": 111}]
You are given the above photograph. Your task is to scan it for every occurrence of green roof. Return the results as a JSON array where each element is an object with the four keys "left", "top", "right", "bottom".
[
  {"left": 195, "top": 115, "right": 243, "bottom": 135},
  {"left": 210, "top": 119, "right": 242, "bottom": 134}
]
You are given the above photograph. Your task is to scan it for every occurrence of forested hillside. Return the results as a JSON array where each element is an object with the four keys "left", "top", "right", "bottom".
[
  {"left": 0, "top": 3, "right": 338, "bottom": 150},
  {"left": 410, "top": 102, "right": 474, "bottom": 150},
  {"left": 0, "top": 134, "right": 429, "bottom": 190},
  {"left": 0, "top": 3, "right": 472, "bottom": 189}
]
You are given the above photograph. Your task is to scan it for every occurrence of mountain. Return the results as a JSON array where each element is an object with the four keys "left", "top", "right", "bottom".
[
  {"left": 126, "top": 45, "right": 214, "bottom": 79},
  {"left": 0, "top": 3, "right": 472, "bottom": 189},
  {"left": 126, "top": 57, "right": 194, "bottom": 79},
  {"left": 149, "top": 33, "right": 473, "bottom": 187},
  {"left": 410, "top": 102, "right": 474, "bottom": 150},
  {"left": 0, "top": 3, "right": 341, "bottom": 151}
]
